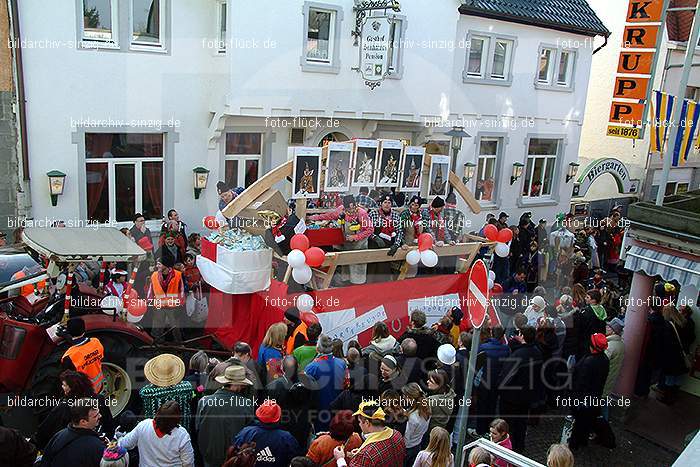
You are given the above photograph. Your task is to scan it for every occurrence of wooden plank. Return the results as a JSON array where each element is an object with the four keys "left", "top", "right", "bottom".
[
  {"left": 321, "top": 254, "right": 340, "bottom": 289},
  {"left": 315, "top": 242, "right": 481, "bottom": 267},
  {"left": 221, "top": 160, "right": 293, "bottom": 219},
  {"left": 448, "top": 171, "right": 481, "bottom": 214},
  {"left": 397, "top": 261, "right": 409, "bottom": 281},
  {"left": 296, "top": 200, "right": 307, "bottom": 220}
]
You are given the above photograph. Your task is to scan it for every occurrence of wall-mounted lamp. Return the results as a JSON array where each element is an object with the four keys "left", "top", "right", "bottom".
[
  {"left": 445, "top": 126, "right": 472, "bottom": 178},
  {"left": 566, "top": 162, "right": 580, "bottom": 183},
  {"left": 47, "top": 170, "right": 66, "bottom": 207},
  {"left": 510, "top": 162, "right": 524, "bottom": 185},
  {"left": 463, "top": 162, "right": 476, "bottom": 184},
  {"left": 193, "top": 167, "right": 210, "bottom": 199}
]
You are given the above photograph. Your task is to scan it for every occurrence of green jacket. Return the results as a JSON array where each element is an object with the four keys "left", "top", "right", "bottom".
[{"left": 293, "top": 344, "right": 318, "bottom": 370}]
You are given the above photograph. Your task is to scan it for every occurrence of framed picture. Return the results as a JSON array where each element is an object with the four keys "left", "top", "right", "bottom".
[
  {"left": 292, "top": 147, "right": 322, "bottom": 199},
  {"left": 351, "top": 139, "right": 379, "bottom": 187},
  {"left": 324, "top": 142, "right": 353, "bottom": 192},
  {"left": 424, "top": 140, "right": 450, "bottom": 156},
  {"left": 377, "top": 140, "right": 403, "bottom": 188},
  {"left": 400, "top": 146, "right": 425, "bottom": 192},
  {"left": 427, "top": 154, "right": 451, "bottom": 197}
]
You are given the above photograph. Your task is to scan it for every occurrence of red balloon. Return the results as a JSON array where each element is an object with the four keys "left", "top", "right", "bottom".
[
  {"left": 497, "top": 228, "right": 513, "bottom": 243},
  {"left": 300, "top": 311, "right": 319, "bottom": 325},
  {"left": 418, "top": 233, "right": 433, "bottom": 251},
  {"left": 483, "top": 224, "right": 499, "bottom": 241},
  {"left": 491, "top": 283, "right": 503, "bottom": 294},
  {"left": 124, "top": 289, "right": 148, "bottom": 316},
  {"left": 305, "top": 247, "right": 325, "bottom": 268},
  {"left": 203, "top": 216, "right": 219, "bottom": 230},
  {"left": 290, "top": 234, "right": 310, "bottom": 252}
]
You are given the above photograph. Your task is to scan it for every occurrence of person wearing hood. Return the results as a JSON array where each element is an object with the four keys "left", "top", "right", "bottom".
[
  {"left": 284, "top": 306, "right": 309, "bottom": 356},
  {"left": 378, "top": 355, "right": 406, "bottom": 394},
  {"left": 574, "top": 289, "right": 607, "bottom": 360},
  {"left": 524, "top": 296, "right": 546, "bottom": 327},
  {"left": 309, "top": 194, "right": 373, "bottom": 285},
  {"left": 425, "top": 369, "right": 456, "bottom": 435},
  {"left": 569, "top": 334, "right": 609, "bottom": 450},
  {"left": 232, "top": 400, "right": 301, "bottom": 467},
  {"left": 305, "top": 335, "right": 348, "bottom": 432},
  {"left": 363, "top": 321, "right": 400, "bottom": 362}
]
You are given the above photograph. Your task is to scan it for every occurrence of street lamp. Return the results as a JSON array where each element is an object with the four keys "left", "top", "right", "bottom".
[
  {"left": 193, "top": 167, "right": 210, "bottom": 199},
  {"left": 510, "top": 162, "right": 524, "bottom": 185},
  {"left": 463, "top": 162, "right": 476, "bottom": 184},
  {"left": 47, "top": 170, "right": 66, "bottom": 207},
  {"left": 445, "top": 126, "right": 471, "bottom": 179},
  {"left": 566, "top": 162, "right": 580, "bottom": 183}
]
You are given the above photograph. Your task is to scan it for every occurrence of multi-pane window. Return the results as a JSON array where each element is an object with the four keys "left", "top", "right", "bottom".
[
  {"left": 467, "top": 36, "right": 489, "bottom": 77},
  {"left": 537, "top": 46, "right": 575, "bottom": 89},
  {"left": 475, "top": 138, "right": 500, "bottom": 202},
  {"left": 132, "top": 0, "right": 162, "bottom": 46},
  {"left": 225, "top": 133, "right": 262, "bottom": 189},
  {"left": 491, "top": 40, "right": 512, "bottom": 79},
  {"left": 218, "top": 2, "right": 227, "bottom": 53},
  {"left": 82, "top": 0, "right": 117, "bottom": 43},
  {"left": 538, "top": 48, "right": 555, "bottom": 83},
  {"left": 523, "top": 138, "right": 560, "bottom": 199},
  {"left": 557, "top": 51, "right": 573, "bottom": 86},
  {"left": 465, "top": 33, "right": 514, "bottom": 82},
  {"left": 85, "top": 133, "right": 164, "bottom": 223},
  {"left": 387, "top": 18, "right": 404, "bottom": 75},
  {"left": 306, "top": 8, "right": 334, "bottom": 63}
]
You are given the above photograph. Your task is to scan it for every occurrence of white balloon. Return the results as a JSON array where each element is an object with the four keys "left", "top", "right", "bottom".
[
  {"left": 126, "top": 312, "right": 144, "bottom": 323},
  {"left": 292, "top": 265, "right": 313, "bottom": 284},
  {"left": 494, "top": 242, "right": 510, "bottom": 258},
  {"left": 405, "top": 249, "right": 421, "bottom": 266},
  {"left": 100, "top": 295, "right": 123, "bottom": 315},
  {"left": 488, "top": 270, "right": 496, "bottom": 282},
  {"left": 297, "top": 293, "right": 315, "bottom": 312},
  {"left": 288, "top": 249, "right": 307, "bottom": 268},
  {"left": 421, "top": 249, "right": 439, "bottom": 268},
  {"left": 488, "top": 278, "right": 495, "bottom": 290}
]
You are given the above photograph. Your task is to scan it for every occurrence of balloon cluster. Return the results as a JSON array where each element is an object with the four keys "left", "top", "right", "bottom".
[
  {"left": 287, "top": 234, "right": 325, "bottom": 285},
  {"left": 483, "top": 224, "right": 512, "bottom": 258},
  {"left": 295, "top": 293, "right": 320, "bottom": 324},
  {"left": 404, "top": 233, "right": 439, "bottom": 267}
]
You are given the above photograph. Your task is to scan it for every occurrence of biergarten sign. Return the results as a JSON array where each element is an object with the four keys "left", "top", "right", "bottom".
[
  {"left": 359, "top": 16, "right": 392, "bottom": 89},
  {"left": 572, "top": 158, "right": 638, "bottom": 197}
]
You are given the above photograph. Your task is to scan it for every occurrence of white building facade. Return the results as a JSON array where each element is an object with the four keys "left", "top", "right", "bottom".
[{"left": 16, "top": 0, "right": 607, "bottom": 233}]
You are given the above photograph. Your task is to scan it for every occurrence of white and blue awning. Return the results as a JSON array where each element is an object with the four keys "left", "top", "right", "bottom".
[{"left": 625, "top": 244, "right": 700, "bottom": 288}]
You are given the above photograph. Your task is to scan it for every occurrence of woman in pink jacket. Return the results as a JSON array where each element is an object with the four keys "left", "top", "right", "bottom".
[{"left": 489, "top": 418, "right": 513, "bottom": 467}]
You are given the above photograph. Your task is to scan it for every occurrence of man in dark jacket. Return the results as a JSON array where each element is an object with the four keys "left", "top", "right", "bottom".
[
  {"left": 266, "top": 355, "right": 314, "bottom": 448},
  {"left": 569, "top": 333, "right": 610, "bottom": 450},
  {"left": 476, "top": 326, "right": 510, "bottom": 434},
  {"left": 398, "top": 310, "right": 442, "bottom": 360},
  {"left": 497, "top": 326, "right": 543, "bottom": 452},
  {"left": 197, "top": 366, "right": 256, "bottom": 467},
  {"left": 40, "top": 398, "right": 105, "bottom": 467},
  {"left": 574, "top": 289, "right": 607, "bottom": 360},
  {"left": 0, "top": 426, "right": 37, "bottom": 467},
  {"left": 503, "top": 269, "right": 527, "bottom": 294},
  {"left": 233, "top": 400, "right": 301, "bottom": 467}
]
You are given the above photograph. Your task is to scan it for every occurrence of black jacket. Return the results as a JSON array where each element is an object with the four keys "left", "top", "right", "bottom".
[
  {"left": 0, "top": 426, "right": 37, "bottom": 467},
  {"left": 661, "top": 321, "right": 690, "bottom": 376},
  {"left": 398, "top": 327, "right": 441, "bottom": 361},
  {"left": 574, "top": 306, "right": 606, "bottom": 359},
  {"left": 34, "top": 395, "right": 114, "bottom": 450},
  {"left": 40, "top": 426, "right": 104, "bottom": 467},
  {"left": 572, "top": 352, "right": 609, "bottom": 401},
  {"left": 498, "top": 342, "right": 543, "bottom": 406}
]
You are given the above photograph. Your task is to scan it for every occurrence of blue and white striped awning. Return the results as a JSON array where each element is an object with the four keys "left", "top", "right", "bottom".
[{"left": 625, "top": 244, "right": 700, "bottom": 288}]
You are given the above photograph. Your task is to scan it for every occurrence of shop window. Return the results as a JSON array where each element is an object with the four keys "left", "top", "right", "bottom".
[
  {"left": 85, "top": 133, "right": 164, "bottom": 223},
  {"left": 463, "top": 31, "right": 516, "bottom": 85},
  {"left": 522, "top": 138, "right": 560, "bottom": 199},
  {"left": 475, "top": 137, "right": 501, "bottom": 203},
  {"left": 301, "top": 2, "right": 343, "bottom": 73},
  {"left": 132, "top": 0, "right": 163, "bottom": 47},
  {"left": 225, "top": 133, "right": 262, "bottom": 188},
  {"left": 81, "top": 0, "right": 118, "bottom": 45}
]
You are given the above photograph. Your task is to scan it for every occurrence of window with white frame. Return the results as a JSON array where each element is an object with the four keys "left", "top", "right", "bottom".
[
  {"left": 475, "top": 138, "right": 500, "bottom": 202},
  {"left": 464, "top": 32, "right": 515, "bottom": 84},
  {"left": 82, "top": 0, "right": 118, "bottom": 44},
  {"left": 225, "top": 133, "right": 262, "bottom": 189},
  {"left": 131, "top": 0, "right": 163, "bottom": 46},
  {"left": 306, "top": 8, "right": 335, "bottom": 63},
  {"left": 537, "top": 46, "right": 575, "bottom": 89},
  {"left": 522, "top": 138, "right": 560, "bottom": 199},
  {"left": 387, "top": 17, "right": 404, "bottom": 75},
  {"left": 218, "top": 2, "right": 227, "bottom": 53},
  {"left": 85, "top": 133, "right": 164, "bottom": 223}
]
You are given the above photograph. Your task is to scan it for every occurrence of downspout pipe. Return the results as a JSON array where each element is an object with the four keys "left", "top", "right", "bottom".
[{"left": 8, "top": 0, "right": 29, "bottom": 181}]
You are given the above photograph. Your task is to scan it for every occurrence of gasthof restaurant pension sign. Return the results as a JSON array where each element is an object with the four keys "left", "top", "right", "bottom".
[{"left": 359, "top": 16, "right": 392, "bottom": 89}]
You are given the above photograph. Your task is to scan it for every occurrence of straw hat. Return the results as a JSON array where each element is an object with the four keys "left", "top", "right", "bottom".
[
  {"left": 144, "top": 354, "right": 185, "bottom": 387},
  {"left": 214, "top": 365, "right": 253, "bottom": 386}
]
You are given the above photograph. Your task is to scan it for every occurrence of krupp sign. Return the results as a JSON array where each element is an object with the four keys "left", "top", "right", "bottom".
[
  {"left": 359, "top": 16, "right": 391, "bottom": 89},
  {"left": 572, "top": 158, "right": 637, "bottom": 197}
]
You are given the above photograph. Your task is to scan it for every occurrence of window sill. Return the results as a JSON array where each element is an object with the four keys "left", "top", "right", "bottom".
[
  {"left": 517, "top": 197, "right": 560, "bottom": 208},
  {"left": 476, "top": 201, "right": 499, "bottom": 210},
  {"left": 79, "top": 40, "right": 120, "bottom": 50},
  {"left": 300, "top": 59, "right": 341, "bottom": 74},
  {"left": 462, "top": 73, "right": 512, "bottom": 86},
  {"left": 534, "top": 82, "right": 574, "bottom": 93},
  {"left": 130, "top": 43, "right": 168, "bottom": 54}
]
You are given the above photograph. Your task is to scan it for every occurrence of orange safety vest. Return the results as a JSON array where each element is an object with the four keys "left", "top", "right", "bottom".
[
  {"left": 286, "top": 321, "right": 308, "bottom": 355},
  {"left": 11, "top": 270, "right": 46, "bottom": 297},
  {"left": 150, "top": 270, "right": 183, "bottom": 308},
  {"left": 62, "top": 337, "right": 105, "bottom": 393}
]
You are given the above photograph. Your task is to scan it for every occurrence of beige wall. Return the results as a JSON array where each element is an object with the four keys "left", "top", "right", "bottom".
[{"left": 0, "top": 0, "right": 12, "bottom": 92}]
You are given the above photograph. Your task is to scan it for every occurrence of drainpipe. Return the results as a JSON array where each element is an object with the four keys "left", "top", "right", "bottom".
[{"left": 8, "top": 0, "right": 29, "bottom": 181}]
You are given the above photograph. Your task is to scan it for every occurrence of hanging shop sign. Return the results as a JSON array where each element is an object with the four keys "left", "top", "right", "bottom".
[
  {"left": 358, "top": 16, "right": 392, "bottom": 89},
  {"left": 607, "top": 0, "right": 667, "bottom": 139},
  {"left": 572, "top": 158, "right": 638, "bottom": 197}
]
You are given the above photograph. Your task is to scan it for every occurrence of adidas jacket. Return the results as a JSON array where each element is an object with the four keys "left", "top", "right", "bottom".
[{"left": 233, "top": 421, "right": 301, "bottom": 467}]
